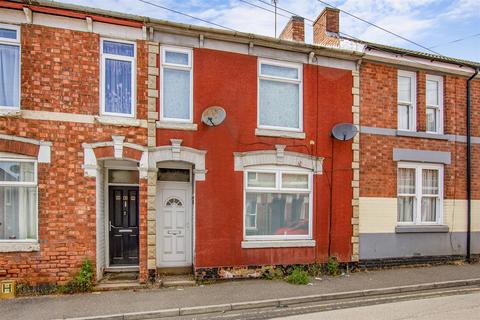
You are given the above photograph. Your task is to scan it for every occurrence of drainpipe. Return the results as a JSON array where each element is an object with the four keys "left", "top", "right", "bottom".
[{"left": 466, "top": 67, "right": 478, "bottom": 263}]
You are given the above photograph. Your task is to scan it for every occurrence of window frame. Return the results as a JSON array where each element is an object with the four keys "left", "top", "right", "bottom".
[
  {"left": 397, "top": 70, "right": 417, "bottom": 132},
  {"left": 257, "top": 58, "right": 303, "bottom": 132},
  {"left": 397, "top": 162, "right": 443, "bottom": 226},
  {"left": 243, "top": 165, "right": 313, "bottom": 241},
  {"left": 160, "top": 45, "right": 194, "bottom": 123},
  {"left": 0, "top": 23, "right": 21, "bottom": 110},
  {"left": 100, "top": 38, "right": 137, "bottom": 118},
  {"left": 0, "top": 157, "right": 38, "bottom": 242},
  {"left": 425, "top": 74, "right": 444, "bottom": 134}
]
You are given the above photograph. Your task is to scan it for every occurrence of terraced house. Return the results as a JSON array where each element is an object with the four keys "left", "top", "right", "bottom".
[{"left": 0, "top": 0, "right": 478, "bottom": 287}]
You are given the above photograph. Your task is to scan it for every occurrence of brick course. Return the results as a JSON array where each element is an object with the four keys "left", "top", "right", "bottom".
[
  {"left": 360, "top": 61, "right": 480, "bottom": 200},
  {"left": 0, "top": 23, "right": 148, "bottom": 285}
]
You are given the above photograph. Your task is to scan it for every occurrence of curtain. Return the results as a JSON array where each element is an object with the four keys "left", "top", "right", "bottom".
[
  {"left": 105, "top": 59, "right": 132, "bottom": 114},
  {"left": 422, "top": 169, "right": 438, "bottom": 222},
  {"left": 397, "top": 168, "right": 415, "bottom": 222},
  {"left": 0, "top": 44, "right": 20, "bottom": 107},
  {"left": 259, "top": 79, "right": 299, "bottom": 129},
  {"left": 163, "top": 68, "right": 190, "bottom": 120}
]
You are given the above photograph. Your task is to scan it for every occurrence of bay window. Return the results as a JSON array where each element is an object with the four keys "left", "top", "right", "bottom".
[
  {"left": 426, "top": 75, "right": 443, "bottom": 134},
  {"left": 101, "top": 39, "right": 136, "bottom": 117},
  {"left": 244, "top": 167, "right": 312, "bottom": 240},
  {"left": 0, "top": 158, "right": 37, "bottom": 241},
  {"left": 0, "top": 24, "right": 20, "bottom": 109},
  {"left": 258, "top": 59, "right": 302, "bottom": 131},
  {"left": 160, "top": 46, "right": 193, "bottom": 122},
  {"left": 397, "top": 70, "right": 416, "bottom": 131},
  {"left": 397, "top": 163, "right": 443, "bottom": 224}
]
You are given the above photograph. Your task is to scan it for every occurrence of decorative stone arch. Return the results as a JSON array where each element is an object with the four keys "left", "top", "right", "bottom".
[
  {"left": 0, "top": 133, "right": 52, "bottom": 163},
  {"left": 150, "top": 139, "right": 207, "bottom": 181},
  {"left": 82, "top": 135, "right": 148, "bottom": 178},
  {"left": 234, "top": 144, "right": 323, "bottom": 173}
]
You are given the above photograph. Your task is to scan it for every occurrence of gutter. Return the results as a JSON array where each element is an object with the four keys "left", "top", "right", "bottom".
[{"left": 466, "top": 67, "right": 479, "bottom": 262}]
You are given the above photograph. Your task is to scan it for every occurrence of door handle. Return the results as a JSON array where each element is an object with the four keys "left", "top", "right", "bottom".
[{"left": 167, "top": 230, "right": 181, "bottom": 235}]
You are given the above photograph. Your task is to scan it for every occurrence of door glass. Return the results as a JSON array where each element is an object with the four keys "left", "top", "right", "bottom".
[
  {"left": 157, "top": 168, "right": 190, "bottom": 182},
  {"left": 108, "top": 170, "right": 139, "bottom": 184}
]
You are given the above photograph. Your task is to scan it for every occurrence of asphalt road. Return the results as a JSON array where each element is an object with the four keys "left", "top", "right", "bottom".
[{"left": 281, "top": 292, "right": 480, "bottom": 320}]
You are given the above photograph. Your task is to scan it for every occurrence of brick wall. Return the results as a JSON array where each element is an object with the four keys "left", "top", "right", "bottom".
[
  {"left": 360, "top": 61, "right": 480, "bottom": 200},
  {"left": 0, "top": 24, "right": 148, "bottom": 285}
]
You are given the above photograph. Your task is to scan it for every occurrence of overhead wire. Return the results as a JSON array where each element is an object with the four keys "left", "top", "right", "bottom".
[{"left": 138, "top": 0, "right": 238, "bottom": 32}]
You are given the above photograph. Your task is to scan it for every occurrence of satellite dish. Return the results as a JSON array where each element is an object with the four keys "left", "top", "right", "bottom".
[
  {"left": 201, "top": 106, "right": 226, "bottom": 127},
  {"left": 331, "top": 123, "right": 358, "bottom": 141}
]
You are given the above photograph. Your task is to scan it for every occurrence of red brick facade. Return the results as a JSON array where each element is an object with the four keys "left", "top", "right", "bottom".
[
  {"left": 0, "top": 23, "right": 148, "bottom": 285},
  {"left": 360, "top": 61, "right": 480, "bottom": 200}
]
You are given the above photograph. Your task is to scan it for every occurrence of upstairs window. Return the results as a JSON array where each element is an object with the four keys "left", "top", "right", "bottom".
[
  {"left": 397, "top": 163, "right": 443, "bottom": 225},
  {"left": 397, "top": 70, "right": 416, "bottom": 131},
  {"left": 101, "top": 39, "right": 136, "bottom": 117},
  {"left": 244, "top": 167, "right": 312, "bottom": 240},
  {"left": 160, "top": 46, "right": 193, "bottom": 122},
  {"left": 0, "top": 24, "right": 20, "bottom": 109},
  {"left": 258, "top": 59, "right": 302, "bottom": 131},
  {"left": 426, "top": 75, "right": 444, "bottom": 134},
  {"left": 0, "top": 158, "right": 37, "bottom": 241}
]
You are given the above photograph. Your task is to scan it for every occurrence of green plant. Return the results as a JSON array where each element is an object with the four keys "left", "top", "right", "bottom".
[
  {"left": 326, "top": 257, "right": 340, "bottom": 276},
  {"left": 261, "top": 266, "right": 285, "bottom": 280},
  {"left": 62, "top": 259, "right": 94, "bottom": 294},
  {"left": 307, "top": 263, "right": 323, "bottom": 277},
  {"left": 285, "top": 267, "right": 310, "bottom": 285}
]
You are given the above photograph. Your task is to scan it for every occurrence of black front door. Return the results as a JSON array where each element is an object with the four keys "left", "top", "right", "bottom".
[{"left": 109, "top": 186, "right": 139, "bottom": 266}]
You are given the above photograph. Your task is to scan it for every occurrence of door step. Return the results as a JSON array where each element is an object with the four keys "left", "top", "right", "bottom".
[
  {"left": 105, "top": 266, "right": 139, "bottom": 273},
  {"left": 94, "top": 280, "right": 145, "bottom": 292},
  {"left": 95, "top": 271, "right": 143, "bottom": 291},
  {"left": 159, "top": 274, "right": 196, "bottom": 288}
]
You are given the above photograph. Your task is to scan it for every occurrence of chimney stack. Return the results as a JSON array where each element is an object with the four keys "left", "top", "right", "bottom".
[
  {"left": 279, "top": 16, "right": 305, "bottom": 42},
  {"left": 313, "top": 7, "right": 340, "bottom": 46}
]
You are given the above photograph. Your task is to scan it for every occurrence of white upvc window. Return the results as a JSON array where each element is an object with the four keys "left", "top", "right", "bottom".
[
  {"left": 244, "top": 166, "right": 313, "bottom": 241},
  {"left": 100, "top": 39, "right": 136, "bottom": 117},
  {"left": 258, "top": 59, "right": 303, "bottom": 132},
  {"left": 397, "top": 162, "right": 443, "bottom": 225},
  {"left": 0, "top": 158, "right": 38, "bottom": 241},
  {"left": 397, "top": 70, "right": 416, "bottom": 131},
  {"left": 0, "top": 24, "right": 21, "bottom": 109},
  {"left": 426, "top": 75, "right": 444, "bottom": 134},
  {"left": 160, "top": 46, "right": 193, "bottom": 123}
]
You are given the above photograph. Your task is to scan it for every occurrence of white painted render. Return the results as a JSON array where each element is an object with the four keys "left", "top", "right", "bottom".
[{"left": 359, "top": 197, "right": 480, "bottom": 234}]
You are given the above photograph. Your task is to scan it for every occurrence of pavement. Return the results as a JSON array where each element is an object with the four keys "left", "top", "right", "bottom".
[
  {"left": 1, "top": 263, "right": 480, "bottom": 320},
  {"left": 282, "top": 291, "right": 480, "bottom": 320}
]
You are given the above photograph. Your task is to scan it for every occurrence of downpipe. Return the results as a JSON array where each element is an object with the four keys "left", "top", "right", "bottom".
[{"left": 466, "top": 67, "right": 478, "bottom": 263}]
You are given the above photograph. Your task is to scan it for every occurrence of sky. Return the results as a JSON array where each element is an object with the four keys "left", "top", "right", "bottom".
[{"left": 55, "top": 0, "right": 479, "bottom": 62}]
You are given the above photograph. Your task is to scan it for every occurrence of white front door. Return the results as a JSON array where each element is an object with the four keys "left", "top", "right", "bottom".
[{"left": 157, "top": 182, "right": 192, "bottom": 267}]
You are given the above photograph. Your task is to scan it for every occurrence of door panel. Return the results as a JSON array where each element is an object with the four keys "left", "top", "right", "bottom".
[
  {"left": 109, "top": 186, "right": 139, "bottom": 266},
  {"left": 157, "top": 183, "right": 192, "bottom": 267}
]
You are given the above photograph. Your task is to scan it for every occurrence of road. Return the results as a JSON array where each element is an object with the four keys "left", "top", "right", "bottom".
[{"left": 281, "top": 292, "right": 480, "bottom": 320}]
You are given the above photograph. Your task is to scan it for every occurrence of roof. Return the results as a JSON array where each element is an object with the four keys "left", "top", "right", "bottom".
[{"left": 6, "top": 0, "right": 480, "bottom": 70}]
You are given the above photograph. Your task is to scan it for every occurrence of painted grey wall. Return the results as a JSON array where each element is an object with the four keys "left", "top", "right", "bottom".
[{"left": 359, "top": 232, "right": 480, "bottom": 259}]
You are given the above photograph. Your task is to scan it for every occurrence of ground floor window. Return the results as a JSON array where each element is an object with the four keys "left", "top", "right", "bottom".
[
  {"left": 397, "top": 162, "right": 443, "bottom": 225},
  {"left": 0, "top": 158, "right": 37, "bottom": 241},
  {"left": 244, "top": 166, "right": 312, "bottom": 240}
]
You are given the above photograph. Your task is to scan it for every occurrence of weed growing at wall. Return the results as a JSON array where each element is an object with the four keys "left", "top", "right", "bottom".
[{"left": 285, "top": 267, "right": 310, "bottom": 285}]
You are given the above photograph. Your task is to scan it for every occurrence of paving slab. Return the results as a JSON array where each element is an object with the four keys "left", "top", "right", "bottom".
[{"left": 1, "top": 263, "right": 479, "bottom": 320}]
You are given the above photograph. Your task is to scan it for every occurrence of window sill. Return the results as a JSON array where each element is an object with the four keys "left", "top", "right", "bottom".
[
  {"left": 156, "top": 121, "right": 198, "bottom": 131},
  {"left": 395, "top": 225, "right": 449, "bottom": 233},
  {"left": 0, "top": 241, "right": 40, "bottom": 252},
  {"left": 0, "top": 108, "right": 21, "bottom": 117},
  {"left": 255, "top": 128, "right": 306, "bottom": 139},
  {"left": 95, "top": 116, "right": 146, "bottom": 127},
  {"left": 396, "top": 130, "right": 449, "bottom": 141},
  {"left": 241, "top": 240, "right": 315, "bottom": 249}
]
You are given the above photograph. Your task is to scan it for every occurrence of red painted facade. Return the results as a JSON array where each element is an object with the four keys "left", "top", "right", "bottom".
[{"left": 156, "top": 49, "right": 354, "bottom": 269}]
